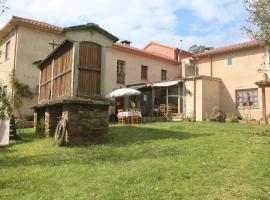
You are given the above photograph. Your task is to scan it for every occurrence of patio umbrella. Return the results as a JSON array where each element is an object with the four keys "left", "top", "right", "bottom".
[{"left": 106, "top": 88, "right": 141, "bottom": 98}]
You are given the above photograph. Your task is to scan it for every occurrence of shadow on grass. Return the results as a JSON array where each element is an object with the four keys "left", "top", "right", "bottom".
[
  {"left": 0, "top": 125, "right": 212, "bottom": 169},
  {"left": 107, "top": 125, "right": 210, "bottom": 146}
]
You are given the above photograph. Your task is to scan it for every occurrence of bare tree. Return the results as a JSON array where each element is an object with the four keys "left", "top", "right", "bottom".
[{"left": 0, "top": 0, "right": 8, "bottom": 17}]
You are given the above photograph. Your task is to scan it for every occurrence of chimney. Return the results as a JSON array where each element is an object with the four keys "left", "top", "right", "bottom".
[{"left": 121, "top": 40, "right": 132, "bottom": 46}]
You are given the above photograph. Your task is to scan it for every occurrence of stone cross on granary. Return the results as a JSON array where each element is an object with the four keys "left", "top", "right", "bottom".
[{"left": 48, "top": 40, "right": 59, "bottom": 51}]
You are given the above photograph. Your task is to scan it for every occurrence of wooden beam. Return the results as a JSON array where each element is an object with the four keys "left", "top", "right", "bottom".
[
  {"left": 166, "top": 87, "right": 169, "bottom": 114},
  {"left": 38, "top": 69, "right": 41, "bottom": 104},
  {"left": 151, "top": 87, "right": 155, "bottom": 111},
  {"left": 178, "top": 84, "right": 180, "bottom": 114},
  {"left": 50, "top": 59, "right": 55, "bottom": 99}
]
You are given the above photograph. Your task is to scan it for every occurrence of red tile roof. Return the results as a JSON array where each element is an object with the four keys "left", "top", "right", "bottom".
[
  {"left": 0, "top": 16, "right": 62, "bottom": 35},
  {"left": 144, "top": 41, "right": 194, "bottom": 56},
  {"left": 194, "top": 40, "right": 263, "bottom": 58},
  {"left": 113, "top": 43, "right": 181, "bottom": 65}
]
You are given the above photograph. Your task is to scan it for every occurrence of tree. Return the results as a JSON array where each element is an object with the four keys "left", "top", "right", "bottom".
[
  {"left": 243, "top": 0, "right": 270, "bottom": 45},
  {"left": 188, "top": 45, "right": 206, "bottom": 54}
]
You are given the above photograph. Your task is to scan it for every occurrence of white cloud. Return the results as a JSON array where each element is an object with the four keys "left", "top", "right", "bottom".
[{"left": 0, "top": 0, "right": 249, "bottom": 50}]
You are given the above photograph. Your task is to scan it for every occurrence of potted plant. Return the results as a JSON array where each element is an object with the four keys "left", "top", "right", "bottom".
[
  {"left": 0, "top": 86, "right": 11, "bottom": 147},
  {"left": 130, "top": 100, "right": 136, "bottom": 110},
  {"left": 225, "top": 112, "right": 239, "bottom": 123}
]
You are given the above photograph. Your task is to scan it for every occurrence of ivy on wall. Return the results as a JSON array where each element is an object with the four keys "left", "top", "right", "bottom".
[{"left": 9, "top": 70, "right": 33, "bottom": 118}]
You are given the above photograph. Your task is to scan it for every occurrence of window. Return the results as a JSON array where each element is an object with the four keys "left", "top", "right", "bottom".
[
  {"left": 141, "top": 65, "right": 148, "bottom": 80},
  {"left": 161, "top": 69, "right": 167, "bottom": 80},
  {"left": 5, "top": 41, "right": 10, "bottom": 60},
  {"left": 236, "top": 88, "right": 258, "bottom": 108},
  {"left": 227, "top": 55, "right": 233, "bottom": 65},
  {"left": 117, "top": 60, "right": 125, "bottom": 84}
]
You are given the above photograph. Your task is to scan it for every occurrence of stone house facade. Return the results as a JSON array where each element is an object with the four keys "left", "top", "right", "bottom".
[{"left": 0, "top": 16, "right": 64, "bottom": 118}]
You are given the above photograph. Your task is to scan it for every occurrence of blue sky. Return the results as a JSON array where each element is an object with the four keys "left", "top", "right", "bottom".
[{"left": 1, "top": 0, "right": 250, "bottom": 50}]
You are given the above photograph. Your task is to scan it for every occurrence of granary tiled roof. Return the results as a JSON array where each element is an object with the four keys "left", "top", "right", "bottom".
[
  {"left": 194, "top": 40, "right": 263, "bottom": 58},
  {"left": 63, "top": 23, "right": 119, "bottom": 42}
]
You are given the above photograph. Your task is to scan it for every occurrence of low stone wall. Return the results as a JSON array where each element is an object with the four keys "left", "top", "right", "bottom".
[
  {"left": 63, "top": 104, "right": 109, "bottom": 145},
  {"left": 33, "top": 97, "right": 111, "bottom": 145}
]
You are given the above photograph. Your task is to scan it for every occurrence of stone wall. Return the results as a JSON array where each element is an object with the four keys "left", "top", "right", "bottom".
[
  {"left": 44, "top": 106, "right": 62, "bottom": 137},
  {"left": 63, "top": 104, "right": 109, "bottom": 145}
]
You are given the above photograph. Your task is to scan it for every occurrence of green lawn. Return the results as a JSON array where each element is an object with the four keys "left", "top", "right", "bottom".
[{"left": 1, "top": 122, "right": 270, "bottom": 200}]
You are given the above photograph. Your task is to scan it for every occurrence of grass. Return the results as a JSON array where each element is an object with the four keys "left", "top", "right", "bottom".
[{"left": 1, "top": 122, "right": 270, "bottom": 200}]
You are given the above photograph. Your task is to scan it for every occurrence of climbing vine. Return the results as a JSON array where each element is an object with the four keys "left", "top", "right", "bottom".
[{"left": 9, "top": 70, "right": 33, "bottom": 117}]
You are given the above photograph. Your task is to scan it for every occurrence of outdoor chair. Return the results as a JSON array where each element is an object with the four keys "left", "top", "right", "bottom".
[
  {"left": 159, "top": 104, "right": 166, "bottom": 117},
  {"left": 118, "top": 109, "right": 126, "bottom": 125},
  {"left": 131, "top": 109, "right": 142, "bottom": 124},
  {"left": 167, "top": 105, "right": 173, "bottom": 115}
]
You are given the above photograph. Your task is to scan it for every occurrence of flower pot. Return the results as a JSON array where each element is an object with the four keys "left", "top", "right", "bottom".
[
  {"left": 248, "top": 120, "right": 260, "bottom": 125},
  {"left": 0, "top": 119, "right": 10, "bottom": 147},
  {"left": 239, "top": 120, "right": 248, "bottom": 124}
]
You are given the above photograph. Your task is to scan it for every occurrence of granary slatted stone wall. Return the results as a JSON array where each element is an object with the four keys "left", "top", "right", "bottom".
[
  {"left": 40, "top": 61, "right": 52, "bottom": 101},
  {"left": 53, "top": 42, "right": 73, "bottom": 98},
  {"left": 39, "top": 40, "right": 73, "bottom": 102}
]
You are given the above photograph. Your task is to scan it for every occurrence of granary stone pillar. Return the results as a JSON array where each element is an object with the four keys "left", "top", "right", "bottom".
[
  {"left": 33, "top": 108, "right": 44, "bottom": 132},
  {"left": 44, "top": 106, "right": 62, "bottom": 137},
  {"left": 33, "top": 111, "right": 38, "bottom": 132}
]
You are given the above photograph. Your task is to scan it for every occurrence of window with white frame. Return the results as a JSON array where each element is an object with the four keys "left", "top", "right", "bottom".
[{"left": 236, "top": 88, "right": 258, "bottom": 108}]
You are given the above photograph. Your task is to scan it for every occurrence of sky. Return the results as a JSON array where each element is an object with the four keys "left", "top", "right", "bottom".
[{"left": 0, "top": 0, "right": 250, "bottom": 50}]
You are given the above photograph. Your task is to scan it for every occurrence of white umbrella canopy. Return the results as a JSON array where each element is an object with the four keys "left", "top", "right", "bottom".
[{"left": 106, "top": 88, "right": 141, "bottom": 98}]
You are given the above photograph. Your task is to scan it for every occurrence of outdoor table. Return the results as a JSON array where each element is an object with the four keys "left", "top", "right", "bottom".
[{"left": 117, "top": 111, "right": 142, "bottom": 118}]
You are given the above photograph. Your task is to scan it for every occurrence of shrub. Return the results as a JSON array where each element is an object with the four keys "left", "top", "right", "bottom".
[
  {"left": 209, "top": 106, "right": 226, "bottom": 122},
  {"left": 36, "top": 118, "right": 45, "bottom": 135},
  {"left": 226, "top": 112, "right": 239, "bottom": 123}
]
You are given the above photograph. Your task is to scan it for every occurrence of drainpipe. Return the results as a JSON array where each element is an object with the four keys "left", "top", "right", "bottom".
[
  {"left": 11, "top": 26, "right": 19, "bottom": 98},
  {"left": 166, "top": 86, "right": 169, "bottom": 114},
  {"left": 193, "top": 77, "right": 196, "bottom": 121},
  {"left": 182, "top": 80, "right": 186, "bottom": 116}
]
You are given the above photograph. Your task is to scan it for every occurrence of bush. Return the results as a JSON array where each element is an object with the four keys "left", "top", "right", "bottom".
[
  {"left": 36, "top": 118, "right": 45, "bottom": 135},
  {"left": 209, "top": 106, "right": 226, "bottom": 122},
  {"left": 226, "top": 112, "right": 239, "bottom": 123}
]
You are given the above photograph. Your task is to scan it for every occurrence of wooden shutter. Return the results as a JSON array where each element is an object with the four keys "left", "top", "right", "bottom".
[{"left": 78, "top": 42, "right": 102, "bottom": 97}]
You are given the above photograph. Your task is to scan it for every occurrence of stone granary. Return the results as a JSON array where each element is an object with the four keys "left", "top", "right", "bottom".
[{"left": 33, "top": 24, "right": 118, "bottom": 144}]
